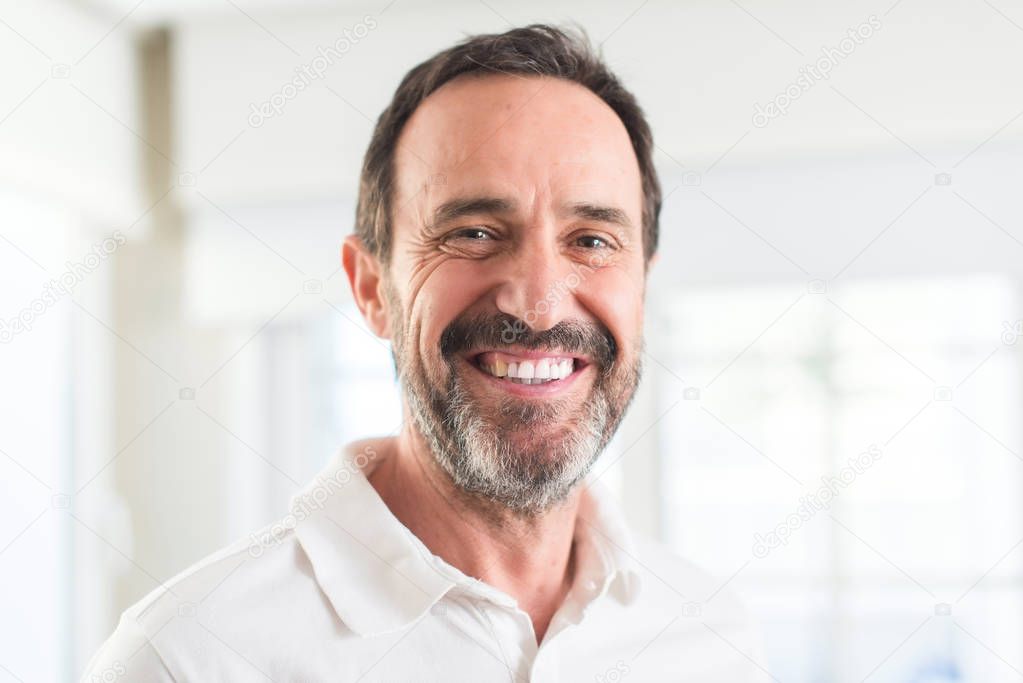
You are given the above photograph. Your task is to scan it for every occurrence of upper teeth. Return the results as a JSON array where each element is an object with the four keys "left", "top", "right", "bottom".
[{"left": 484, "top": 357, "right": 574, "bottom": 382}]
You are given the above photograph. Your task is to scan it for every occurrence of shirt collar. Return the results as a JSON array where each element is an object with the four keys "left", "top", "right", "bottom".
[
  {"left": 573, "top": 473, "right": 643, "bottom": 606},
  {"left": 293, "top": 444, "right": 643, "bottom": 637},
  {"left": 292, "top": 445, "right": 456, "bottom": 637}
]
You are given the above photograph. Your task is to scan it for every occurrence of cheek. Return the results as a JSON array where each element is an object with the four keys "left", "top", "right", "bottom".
[
  {"left": 408, "top": 261, "right": 492, "bottom": 363},
  {"left": 577, "top": 267, "right": 645, "bottom": 347}
]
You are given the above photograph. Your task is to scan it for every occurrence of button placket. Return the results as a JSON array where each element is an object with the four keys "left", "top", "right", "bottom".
[{"left": 478, "top": 603, "right": 532, "bottom": 683}]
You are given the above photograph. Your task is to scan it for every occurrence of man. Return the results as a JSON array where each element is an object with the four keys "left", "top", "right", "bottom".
[{"left": 84, "top": 24, "right": 765, "bottom": 681}]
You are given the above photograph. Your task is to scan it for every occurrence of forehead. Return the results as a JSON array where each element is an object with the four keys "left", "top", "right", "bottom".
[{"left": 393, "top": 74, "right": 643, "bottom": 221}]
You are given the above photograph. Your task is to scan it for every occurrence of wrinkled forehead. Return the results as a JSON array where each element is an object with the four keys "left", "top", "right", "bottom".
[{"left": 392, "top": 74, "right": 643, "bottom": 226}]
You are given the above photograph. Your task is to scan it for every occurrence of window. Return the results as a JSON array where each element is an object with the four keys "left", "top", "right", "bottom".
[{"left": 655, "top": 275, "right": 1022, "bottom": 681}]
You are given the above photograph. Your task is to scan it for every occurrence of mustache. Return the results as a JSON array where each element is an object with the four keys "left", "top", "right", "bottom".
[{"left": 439, "top": 312, "right": 617, "bottom": 373}]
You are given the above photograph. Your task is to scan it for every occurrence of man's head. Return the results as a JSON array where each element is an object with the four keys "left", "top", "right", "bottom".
[{"left": 343, "top": 24, "right": 661, "bottom": 515}]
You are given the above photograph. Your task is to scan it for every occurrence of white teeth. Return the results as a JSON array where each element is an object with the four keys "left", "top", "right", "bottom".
[
  {"left": 548, "top": 362, "right": 561, "bottom": 380},
  {"left": 518, "top": 361, "right": 535, "bottom": 379},
  {"left": 479, "top": 356, "right": 577, "bottom": 383}
]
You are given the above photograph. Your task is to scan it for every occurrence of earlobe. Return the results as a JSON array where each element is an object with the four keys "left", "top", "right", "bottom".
[{"left": 341, "top": 234, "right": 392, "bottom": 339}]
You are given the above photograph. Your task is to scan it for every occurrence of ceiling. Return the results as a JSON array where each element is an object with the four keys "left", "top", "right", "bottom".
[{"left": 73, "top": 0, "right": 377, "bottom": 27}]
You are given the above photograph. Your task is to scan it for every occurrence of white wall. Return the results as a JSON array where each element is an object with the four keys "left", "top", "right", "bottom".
[{"left": 0, "top": 0, "right": 142, "bottom": 227}]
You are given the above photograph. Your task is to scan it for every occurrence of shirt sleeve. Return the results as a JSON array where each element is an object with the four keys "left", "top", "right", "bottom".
[{"left": 80, "top": 614, "right": 177, "bottom": 683}]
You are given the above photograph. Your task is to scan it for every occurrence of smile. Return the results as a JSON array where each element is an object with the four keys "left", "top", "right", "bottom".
[{"left": 468, "top": 350, "right": 587, "bottom": 388}]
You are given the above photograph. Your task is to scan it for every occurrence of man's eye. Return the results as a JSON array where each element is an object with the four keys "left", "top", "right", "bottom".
[
  {"left": 576, "top": 235, "right": 609, "bottom": 249},
  {"left": 452, "top": 227, "right": 493, "bottom": 241}
]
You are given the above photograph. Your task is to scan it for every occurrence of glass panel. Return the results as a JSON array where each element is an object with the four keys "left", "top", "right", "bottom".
[{"left": 656, "top": 276, "right": 1023, "bottom": 680}]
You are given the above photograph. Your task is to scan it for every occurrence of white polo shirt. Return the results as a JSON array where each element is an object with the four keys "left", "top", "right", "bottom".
[{"left": 82, "top": 446, "right": 769, "bottom": 681}]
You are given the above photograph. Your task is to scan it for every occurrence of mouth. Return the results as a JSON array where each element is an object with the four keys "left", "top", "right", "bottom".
[{"left": 461, "top": 349, "right": 590, "bottom": 394}]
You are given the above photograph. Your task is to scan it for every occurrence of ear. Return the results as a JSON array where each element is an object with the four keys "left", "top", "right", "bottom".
[{"left": 341, "top": 234, "right": 392, "bottom": 339}]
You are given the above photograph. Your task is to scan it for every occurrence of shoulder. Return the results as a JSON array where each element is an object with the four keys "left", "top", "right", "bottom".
[
  {"left": 81, "top": 524, "right": 328, "bottom": 681},
  {"left": 128, "top": 530, "right": 290, "bottom": 630}
]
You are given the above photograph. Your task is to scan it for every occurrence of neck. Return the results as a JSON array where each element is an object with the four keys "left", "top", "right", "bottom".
[{"left": 363, "top": 426, "right": 580, "bottom": 644}]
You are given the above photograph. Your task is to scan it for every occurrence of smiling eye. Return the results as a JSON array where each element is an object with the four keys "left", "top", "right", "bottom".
[
  {"left": 576, "top": 235, "right": 609, "bottom": 249},
  {"left": 452, "top": 227, "right": 493, "bottom": 241}
]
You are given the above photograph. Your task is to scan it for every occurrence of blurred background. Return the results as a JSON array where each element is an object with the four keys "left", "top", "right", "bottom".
[{"left": 2, "top": 0, "right": 1022, "bottom": 680}]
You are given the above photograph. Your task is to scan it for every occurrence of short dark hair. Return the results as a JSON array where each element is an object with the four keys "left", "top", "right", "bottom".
[{"left": 355, "top": 24, "right": 662, "bottom": 265}]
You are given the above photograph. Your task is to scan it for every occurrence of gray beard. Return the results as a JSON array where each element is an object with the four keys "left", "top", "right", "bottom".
[
  {"left": 400, "top": 351, "right": 640, "bottom": 516},
  {"left": 383, "top": 279, "right": 641, "bottom": 516}
]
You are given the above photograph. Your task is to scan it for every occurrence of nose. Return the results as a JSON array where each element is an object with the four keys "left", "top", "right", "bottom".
[{"left": 493, "top": 237, "right": 576, "bottom": 333}]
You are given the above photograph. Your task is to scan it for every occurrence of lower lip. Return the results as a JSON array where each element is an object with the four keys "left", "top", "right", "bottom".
[{"left": 462, "top": 357, "right": 587, "bottom": 397}]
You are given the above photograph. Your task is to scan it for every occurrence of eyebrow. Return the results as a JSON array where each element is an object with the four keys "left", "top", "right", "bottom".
[
  {"left": 566, "top": 202, "right": 632, "bottom": 229},
  {"left": 429, "top": 196, "right": 516, "bottom": 229},
  {"left": 427, "top": 195, "right": 633, "bottom": 230}
]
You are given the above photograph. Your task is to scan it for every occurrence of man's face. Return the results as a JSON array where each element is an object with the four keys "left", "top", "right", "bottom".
[{"left": 384, "top": 74, "right": 647, "bottom": 514}]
